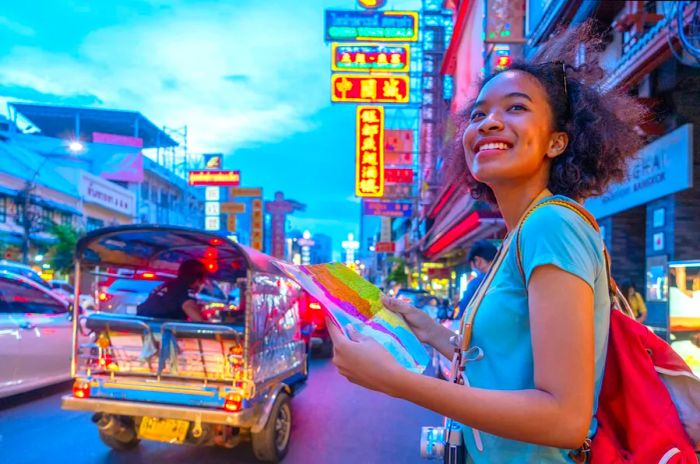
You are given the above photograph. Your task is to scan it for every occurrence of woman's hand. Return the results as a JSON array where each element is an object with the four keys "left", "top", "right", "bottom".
[
  {"left": 380, "top": 294, "right": 442, "bottom": 345},
  {"left": 326, "top": 319, "right": 405, "bottom": 396}
]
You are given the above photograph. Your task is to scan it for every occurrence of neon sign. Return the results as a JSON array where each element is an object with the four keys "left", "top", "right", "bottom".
[
  {"left": 332, "top": 74, "right": 409, "bottom": 103},
  {"left": 332, "top": 43, "right": 410, "bottom": 73},
  {"left": 324, "top": 10, "right": 419, "bottom": 43},
  {"left": 356, "top": 106, "right": 384, "bottom": 198},
  {"left": 188, "top": 170, "right": 240, "bottom": 186}
]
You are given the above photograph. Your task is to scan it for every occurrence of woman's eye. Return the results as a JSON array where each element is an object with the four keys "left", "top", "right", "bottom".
[
  {"left": 469, "top": 111, "right": 485, "bottom": 121},
  {"left": 509, "top": 104, "right": 527, "bottom": 111}
]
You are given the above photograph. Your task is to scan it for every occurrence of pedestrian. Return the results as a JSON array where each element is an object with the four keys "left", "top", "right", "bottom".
[
  {"left": 326, "top": 22, "right": 647, "bottom": 462},
  {"left": 421, "top": 296, "right": 439, "bottom": 320},
  {"left": 621, "top": 281, "right": 647, "bottom": 323},
  {"left": 457, "top": 240, "right": 498, "bottom": 319}
]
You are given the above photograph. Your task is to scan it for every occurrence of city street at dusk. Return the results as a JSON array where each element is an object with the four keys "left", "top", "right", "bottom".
[{"left": 0, "top": 0, "right": 699, "bottom": 462}]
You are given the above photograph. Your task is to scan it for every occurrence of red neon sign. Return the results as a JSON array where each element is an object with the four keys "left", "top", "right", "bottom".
[
  {"left": 332, "top": 43, "right": 410, "bottom": 73},
  {"left": 332, "top": 74, "right": 409, "bottom": 104},
  {"left": 356, "top": 106, "right": 385, "bottom": 198}
]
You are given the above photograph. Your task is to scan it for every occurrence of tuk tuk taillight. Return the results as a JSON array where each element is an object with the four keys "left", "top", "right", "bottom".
[
  {"left": 98, "top": 353, "right": 117, "bottom": 371},
  {"left": 73, "top": 379, "right": 90, "bottom": 399},
  {"left": 309, "top": 302, "right": 322, "bottom": 310},
  {"left": 223, "top": 393, "right": 242, "bottom": 412}
]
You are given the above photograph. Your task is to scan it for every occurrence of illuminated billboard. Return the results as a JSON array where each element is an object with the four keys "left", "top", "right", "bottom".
[
  {"left": 385, "top": 129, "right": 414, "bottom": 165},
  {"left": 188, "top": 170, "right": 240, "bottom": 186},
  {"left": 356, "top": 106, "right": 384, "bottom": 198},
  {"left": 332, "top": 43, "right": 410, "bottom": 73},
  {"left": 363, "top": 200, "right": 412, "bottom": 217},
  {"left": 325, "top": 10, "right": 419, "bottom": 42},
  {"left": 332, "top": 74, "right": 409, "bottom": 103}
]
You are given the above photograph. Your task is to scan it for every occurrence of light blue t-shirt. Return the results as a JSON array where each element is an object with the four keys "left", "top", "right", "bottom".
[{"left": 461, "top": 196, "right": 611, "bottom": 463}]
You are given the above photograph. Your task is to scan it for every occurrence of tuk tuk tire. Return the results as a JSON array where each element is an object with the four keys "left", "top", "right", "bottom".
[
  {"left": 98, "top": 430, "right": 140, "bottom": 451},
  {"left": 251, "top": 392, "right": 292, "bottom": 463}
]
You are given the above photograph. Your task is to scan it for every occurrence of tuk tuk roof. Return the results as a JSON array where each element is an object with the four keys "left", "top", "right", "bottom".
[{"left": 75, "top": 225, "right": 283, "bottom": 279}]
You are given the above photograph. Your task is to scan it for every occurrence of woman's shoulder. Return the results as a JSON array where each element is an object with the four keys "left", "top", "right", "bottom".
[{"left": 523, "top": 196, "right": 599, "bottom": 238}]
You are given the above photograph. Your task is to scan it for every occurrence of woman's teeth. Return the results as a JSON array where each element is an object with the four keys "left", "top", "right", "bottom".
[{"left": 479, "top": 142, "right": 510, "bottom": 152}]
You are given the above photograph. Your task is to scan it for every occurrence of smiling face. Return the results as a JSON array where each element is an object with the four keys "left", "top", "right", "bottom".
[{"left": 462, "top": 70, "right": 568, "bottom": 191}]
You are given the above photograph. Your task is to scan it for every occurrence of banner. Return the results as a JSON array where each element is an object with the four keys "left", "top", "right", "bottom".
[
  {"left": 221, "top": 202, "right": 246, "bottom": 214},
  {"left": 188, "top": 170, "right": 240, "bottom": 186},
  {"left": 385, "top": 129, "right": 414, "bottom": 165},
  {"left": 332, "top": 74, "right": 409, "bottom": 104},
  {"left": 383, "top": 183, "right": 412, "bottom": 199},
  {"left": 324, "top": 10, "right": 419, "bottom": 42},
  {"left": 332, "top": 43, "right": 410, "bottom": 73},
  {"left": 356, "top": 106, "right": 385, "bottom": 198},
  {"left": 363, "top": 200, "right": 412, "bottom": 217},
  {"left": 384, "top": 168, "right": 414, "bottom": 184},
  {"left": 375, "top": 241, "right": 396, "bottom": 253}
]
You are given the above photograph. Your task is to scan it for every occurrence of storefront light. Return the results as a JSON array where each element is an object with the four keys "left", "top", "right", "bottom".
[{"left": 34, "top": 254, "right": 44, "bottom": 262}]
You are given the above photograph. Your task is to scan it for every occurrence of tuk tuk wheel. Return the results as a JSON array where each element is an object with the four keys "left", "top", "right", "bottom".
[
  {"left": 98, "top": 430, "right": 140, "bottom": 451},
  {"left": 251, "top": 392, "right": 292, "bottom": 463}
]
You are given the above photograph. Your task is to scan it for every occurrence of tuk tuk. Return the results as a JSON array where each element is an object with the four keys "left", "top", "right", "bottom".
[{"left": 61, "top": 225, "right": 308, "bottom": 463}]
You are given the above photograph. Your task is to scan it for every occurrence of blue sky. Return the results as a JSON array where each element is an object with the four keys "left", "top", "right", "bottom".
[{"left": 0, "top": 0, "right": 422, "bottom": 258}]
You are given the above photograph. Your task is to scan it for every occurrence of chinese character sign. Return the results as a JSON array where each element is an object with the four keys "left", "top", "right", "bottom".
[
  {"left": 332, "top": 74, "right": 409, "bottom": 103},
  {"left": 356, "top": 106, "right": 384, "bottom": 198},
  {"left": 332, "top": 43, "right": 410, "bottom": 73},
  {"left": 251, "top": 198, "right": 263, "bottom": 251}
]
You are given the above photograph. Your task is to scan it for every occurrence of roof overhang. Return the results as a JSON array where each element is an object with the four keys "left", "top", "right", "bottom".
[{"left": 8, "top": 103, "right": 178, "bottom": 149}]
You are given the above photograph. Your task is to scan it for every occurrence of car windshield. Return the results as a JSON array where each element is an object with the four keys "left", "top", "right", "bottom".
[
  {"left": 0, "top": 265, "right": 49, "bottom": 288},
  {"left": 108, "top": 278, "right": 164, "bottom": 294}
]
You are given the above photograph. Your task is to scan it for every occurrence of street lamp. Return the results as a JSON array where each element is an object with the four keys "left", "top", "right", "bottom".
[{"left": 68, "top": 140, "right": 85, "bottom": 153}]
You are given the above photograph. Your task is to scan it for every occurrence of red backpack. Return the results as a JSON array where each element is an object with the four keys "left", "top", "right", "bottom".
[{"left": 517, "top": 198, "right": 700, "bottom": 464}]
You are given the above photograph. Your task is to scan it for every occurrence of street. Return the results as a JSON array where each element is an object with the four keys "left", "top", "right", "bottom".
[{"left": 0, "top": 356, "right": 441, "bottom": 464}]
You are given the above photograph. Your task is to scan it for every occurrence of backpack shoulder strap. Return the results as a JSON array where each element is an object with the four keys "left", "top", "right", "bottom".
[{"left": 515, "top": 198, "right": 618, "bottom": 295}]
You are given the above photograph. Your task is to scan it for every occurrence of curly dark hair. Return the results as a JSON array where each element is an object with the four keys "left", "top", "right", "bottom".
[{"left": 445, "top": 22, "right": 648, "bottom": 203}]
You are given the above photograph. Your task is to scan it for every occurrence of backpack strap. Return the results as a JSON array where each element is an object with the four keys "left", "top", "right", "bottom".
[{"left": 515, "top": 198, "right": 617, "bottom": 296}]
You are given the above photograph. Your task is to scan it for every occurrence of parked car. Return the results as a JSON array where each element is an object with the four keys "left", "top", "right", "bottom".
[
  {"left": 49, "top": 279, "right": 96, "bottom": 311},
  {"left": 0, "top": 270, "right": 72, "bottom": 398},
  {"left": 396, "top": 288, "right": 432, "bottom": 307},
  {"left": 298, "top": 292, "right": 332, "bottom": 357},
  {"left": 98, "top": 271, "right": 233, "bottom": 321},
  {"left": 0, "top": 260, "right": 51, "bottom": 289}
]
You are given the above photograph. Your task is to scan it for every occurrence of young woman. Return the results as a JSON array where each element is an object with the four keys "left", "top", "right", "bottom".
[{"left": 327, "top": 24, "right": 645, "bottom": 462}]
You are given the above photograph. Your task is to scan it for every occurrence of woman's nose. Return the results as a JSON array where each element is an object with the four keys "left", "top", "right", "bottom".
[{"left": 478, "top": 113, "right": 504, "bottom": 133}]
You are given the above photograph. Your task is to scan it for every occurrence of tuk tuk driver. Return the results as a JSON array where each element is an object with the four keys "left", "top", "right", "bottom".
[{"left": 137, "top": 259, "right": 207, "bottom": 321}]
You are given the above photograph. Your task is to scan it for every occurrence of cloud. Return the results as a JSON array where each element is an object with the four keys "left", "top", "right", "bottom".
[
  {"left": 0, "top": 1, "right": 330, "bottom": 153},
  {"left": 0, "top": 16, "right": 35, "bottom": 37}
]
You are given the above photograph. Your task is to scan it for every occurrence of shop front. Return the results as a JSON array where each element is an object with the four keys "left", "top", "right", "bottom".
[
  {"left": 586, "top": 124, "right": 698, "bottom": 369},
  {"left": 420, "top": 184, "right": 504, "bottom": 302}
]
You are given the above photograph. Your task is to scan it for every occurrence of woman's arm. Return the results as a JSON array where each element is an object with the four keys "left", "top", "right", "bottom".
[{"left": 343, "top": 265, "right": 595, "bottom": 449}]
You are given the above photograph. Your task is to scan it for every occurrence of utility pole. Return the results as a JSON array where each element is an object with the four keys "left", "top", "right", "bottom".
[{"left": 17, "top": 158, "right": 50, "bottom": 264}]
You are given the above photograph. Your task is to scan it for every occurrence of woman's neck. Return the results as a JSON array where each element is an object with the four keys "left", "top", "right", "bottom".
[{"left": 492, "top": 182, "right": 551, "bottom": 231}]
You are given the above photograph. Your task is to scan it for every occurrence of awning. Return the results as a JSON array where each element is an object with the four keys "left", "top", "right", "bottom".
[
  {"left": 0, "top": 185, "right": 18, "bottom": 197},
  {"left": 421, "top": 188, "right": 504, "bottom": 261},
  {"left": 0, "top": 230, "right": 23, "bottom": 246},
  {"left": 36, "top": 198, "right": 82, "bottom": 216}
]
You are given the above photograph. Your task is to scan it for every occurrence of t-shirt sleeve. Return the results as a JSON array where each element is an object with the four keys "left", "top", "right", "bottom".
[{"left": 519, "top": 204, "right": 603, "bottom": 290}]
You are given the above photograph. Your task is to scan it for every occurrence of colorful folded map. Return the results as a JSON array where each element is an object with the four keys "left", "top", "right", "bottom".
[{"left": 274, "top": 261, "right": 429, "bottom": 373}]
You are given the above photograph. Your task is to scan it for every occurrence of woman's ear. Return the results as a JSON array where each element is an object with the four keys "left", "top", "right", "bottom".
[{"left": 546, "top": 132, "right": 569, "bottom": 159}]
